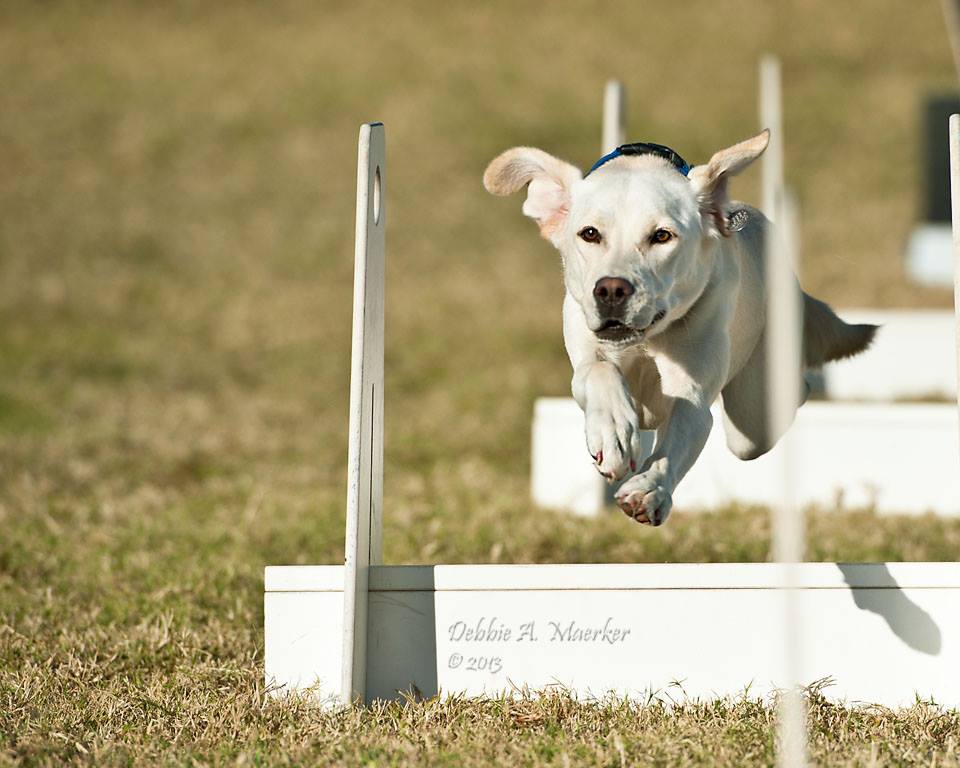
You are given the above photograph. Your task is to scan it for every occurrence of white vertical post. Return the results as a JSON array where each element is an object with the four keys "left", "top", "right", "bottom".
[
  {"left": 341, "top": 122, "right": 386, "bottom": 705},
  {"left": 766, "top": 188, "right": 806, "bottom": 767},
  {"left": 602, "top": 80, "right": 626, "bottom": 155},
  {"left": 950, "top": 114, "right": 960, "bottom": 460},
  {"left": 760, "top": 56, "right": 784, "bottom": 220}
]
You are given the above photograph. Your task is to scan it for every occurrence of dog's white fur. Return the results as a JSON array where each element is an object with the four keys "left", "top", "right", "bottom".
[{"left": 484, "top": 131, "right": 875, "bottom": 526}]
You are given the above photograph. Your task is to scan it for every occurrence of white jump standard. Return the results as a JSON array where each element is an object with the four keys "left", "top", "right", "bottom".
[{"left": 264, "top": 122, "right": 960, "bottom": 709}]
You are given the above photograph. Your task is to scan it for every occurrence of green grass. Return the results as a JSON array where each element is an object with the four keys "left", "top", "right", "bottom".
[{"left": 2, "top": 0, "right": 960, "bottom": 764}]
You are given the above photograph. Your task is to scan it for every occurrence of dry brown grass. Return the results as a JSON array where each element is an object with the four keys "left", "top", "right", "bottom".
[{"left": 2, "top": 1, "right": 960, "bottom": 764}]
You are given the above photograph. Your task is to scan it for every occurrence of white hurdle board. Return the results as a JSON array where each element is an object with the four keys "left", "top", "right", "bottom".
[
  {"left": 906, "top": 223, "right": 955, "bottom": 288},
  {"left": 266, "top": 562, "right": 960, "bottom": 708},
  {"left": 532, "top": 398, "right": 960, "bottom": 517},
  {"left": 264, "top": 121, "right": 960, "bottom": 712},
  {"left": 823, "top": 309, "right": 957, "bottom": 401}
]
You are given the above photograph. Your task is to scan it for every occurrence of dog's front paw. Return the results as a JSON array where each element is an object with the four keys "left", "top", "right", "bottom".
[
  {"left": 585, "top": 397, "right": 643, "bottom": 482},
  {"left": 615, "top": 473, "right": 673, "bottom": 526}
]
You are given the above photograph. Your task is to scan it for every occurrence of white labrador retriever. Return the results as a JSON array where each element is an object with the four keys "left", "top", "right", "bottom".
[{"left": 484, "top": 131, "right": 875, "bottom": 526}]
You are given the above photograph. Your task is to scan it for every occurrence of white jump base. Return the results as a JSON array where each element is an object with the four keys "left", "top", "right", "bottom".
[
  {"left": 266, "top": 562, "right": 959, "bottom": 707},
  {"left": 533, "top": 398, "right": 960, "bottom": 517},
  {"left": 906, "top": 222, "right": 955, "bottom": 288},
  {"left": 823, "top": 309, "right": 957, "bottom": 401}
]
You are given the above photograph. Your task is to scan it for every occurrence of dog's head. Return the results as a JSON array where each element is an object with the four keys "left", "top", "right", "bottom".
[{"left": 484, "top": 131, "right": 769, "bottom": 347}]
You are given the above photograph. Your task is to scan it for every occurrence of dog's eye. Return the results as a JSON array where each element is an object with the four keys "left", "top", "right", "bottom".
[
  {"left": 578, "top": 226, "right": 602, "bottom": 244},
  {"left": 651, "top": 229, "right": 673, "bottom": 244}
]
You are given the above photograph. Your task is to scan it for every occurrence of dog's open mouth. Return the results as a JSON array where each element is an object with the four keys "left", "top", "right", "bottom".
[
  {"left": 595, "top": 320, "right": 639, "bottom": 341},
  {"left": 595, "top": 310, "right": 667, "bottom": 342}
]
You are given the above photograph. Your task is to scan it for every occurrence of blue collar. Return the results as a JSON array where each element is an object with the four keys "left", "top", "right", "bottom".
[{"left": 586, "top": 142, "right": 692, "bottom": 177}]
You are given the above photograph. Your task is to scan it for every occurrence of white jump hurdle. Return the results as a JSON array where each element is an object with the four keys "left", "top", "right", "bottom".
[
  {"left": 601, "top": 80, "right": 625, "bottom": 155},
  {"left": 822, "top": 309, "right": 957, "bottom": 401},
  {"left": 266, "top": 562, "right": 960, "bottom": 708},
  {"left": 906, "top": 223, "right": 955, "bottom": 287},
  {"left": 263, "top": 122, "right": 960, "bottom": 716},
  {"left": 760, "top": 55, "right": 784, "bottom": 221},
  {"left": 531, "top": 399, "right": 960, "bottom": 517}
]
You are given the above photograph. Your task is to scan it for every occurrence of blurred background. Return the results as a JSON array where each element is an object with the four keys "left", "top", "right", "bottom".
[
  {"left": 2, "top": 0, "right": 959, "bottom": 597},
  {"left": 6, "top": 2, "right": 960, "bottom": 760}
]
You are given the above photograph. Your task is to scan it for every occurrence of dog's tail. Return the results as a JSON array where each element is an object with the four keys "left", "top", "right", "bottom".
[{"left": 802, "top": 293, "right": 877, "bottom": 366}]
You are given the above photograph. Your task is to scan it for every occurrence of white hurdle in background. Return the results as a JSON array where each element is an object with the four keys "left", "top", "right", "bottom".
[
  {"left": 760, "top": 55, "right": 784, "bottom": 221},
  {"left": 264, "top": 121, "right": 960, "bottom": 714},
  {"left": 532, "top": 399, "right": 960, "bottom": 516},
  {"left": 822, "top": 309, "right": 957, "bottom": 401},
  {"left": 951, "top": 114, "right": 960, "bottom": 444},
  {"left": 601, "top": 80, "right": 625, "bottom": 155}
]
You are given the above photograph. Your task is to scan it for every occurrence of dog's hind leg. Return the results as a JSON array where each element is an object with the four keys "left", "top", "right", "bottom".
[
  {"left": 721, "top": 293, "right": 873, "bottom": 461},
  {"left": 719, "top": 332, "right": 810, "bottom": 461}
]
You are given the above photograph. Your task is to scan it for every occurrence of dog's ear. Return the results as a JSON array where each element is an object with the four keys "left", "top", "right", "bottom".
[
  {"left": 483, "top": 147, "right": 582, "bottom": 240},
  {"left": 689, "top": 129, "right": 769, "bottom": 236}
]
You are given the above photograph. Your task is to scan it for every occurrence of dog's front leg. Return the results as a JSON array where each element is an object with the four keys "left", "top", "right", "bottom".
[
  {"left": 563, "top": 294, "right": 644, "bottom": 481},
  {"left": 572, "top": 360, "right": 644, "bottom": 481},
  {"left": 614, "top": 340, "right": 727, "bottom": 526}
]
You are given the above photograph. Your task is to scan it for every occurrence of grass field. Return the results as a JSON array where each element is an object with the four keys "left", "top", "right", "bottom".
[{"left": 2, "top": 1, "right": 960, "bottom": 764}]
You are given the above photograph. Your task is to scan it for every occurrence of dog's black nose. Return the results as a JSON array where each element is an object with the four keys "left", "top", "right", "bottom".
[{"left": 593, "top": 277, "right": 634, "bottom": 307}]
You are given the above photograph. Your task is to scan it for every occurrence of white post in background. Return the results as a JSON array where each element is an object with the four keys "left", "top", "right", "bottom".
[
  {"left": 950, "top": 114, "right": 960, "bottom": 459},
  {"left": 342, "top": 122, "right": 386, "bottom": 705},
  {"left": 760, "top": 56, "right": 784, "bottom": 220},
  {"left": 602, "top": 80, "right": 626, "bottom": 155},
  {"left": 766, "top": 188, "right": 807, "bottom": 767}
]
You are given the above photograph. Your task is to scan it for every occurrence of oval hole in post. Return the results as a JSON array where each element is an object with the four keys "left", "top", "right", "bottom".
[{"left": 373, "top": 166, "right": 382, "bottom": 225}]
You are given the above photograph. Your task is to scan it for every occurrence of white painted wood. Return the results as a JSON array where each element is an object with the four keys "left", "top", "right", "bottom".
[
  {"left": 767, "top": 189, "right": 806, "bottom": 767},
  {"left": 531, "top": 398, "right": 960, "bottom": 516},
  {"left": 267, "top": 563, "right": 960, "bottom": 708},
  {"left": 531, "top": 398, "right": 600, "bottom": 515},
  {"left": 270, "top": 562, "right": 960, "bottom": 592},
  {"left": 949, "top": 114, "right": 960, "bottom": 455},
  {"left": 759, "top": 56, "right": 783, "bottom": 220},
  {"left": 823, "top": 309, "right": 957, "bottom": 401},
  {"left": 601, "top": 80, "right": 626, "bottom": 155},
  {"left": 264, "top": 590, "right": 344, "bottom": 704},
  {"left": 683, "top": 402, "right": 960, "bottom": 514},
  {"left": 905, "top": 223, "right": 955, "bottom": 287},
  {"left": 341, "top": 122, "right": 386, "bottom": 705},
  {"left": 266, "top": 566, "right": 344, "bottom": 592}
]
